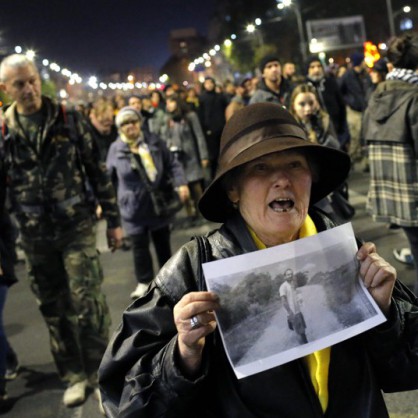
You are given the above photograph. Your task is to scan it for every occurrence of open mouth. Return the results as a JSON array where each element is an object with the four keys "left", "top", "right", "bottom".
[{"left": 269, "top": 198, "right": 295, "bottom": 213}]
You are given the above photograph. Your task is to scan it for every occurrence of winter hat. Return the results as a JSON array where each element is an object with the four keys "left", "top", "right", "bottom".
[
  {"left": 198, "top": 103, "right": 351, "bottom": 222},
  {"left": 204, "top": 76, "right": 216, "bottom": 83},
  {"left": 350, "top": 52, "right": 365, "bottom": 67},
  {"left": 115, "top": 106, "right": 142, "bottom": 129},
  {"left": 305, "top": 55, "right": 323, "bottom": 75},
  {"left": 259, "top": 54, "right": 281, "bottom": 73}
]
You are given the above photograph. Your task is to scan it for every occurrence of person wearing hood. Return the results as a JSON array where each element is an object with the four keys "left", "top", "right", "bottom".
[
  {"left": 362, "top": 33, "right": 418, "bottom": 295},
  {"left": 99, "top": 103, "right": 418, "bottom": 418},
  {"left": 305, "top": 55, "right": 350, "bottom": 150},
  {"left": 249, "top": 54, "right": 294, "bottom": 108}
]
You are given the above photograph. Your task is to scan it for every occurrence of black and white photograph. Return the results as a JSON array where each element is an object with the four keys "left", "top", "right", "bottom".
[{"left": 202, "top": 223, "right": 387, "bottom": 379}]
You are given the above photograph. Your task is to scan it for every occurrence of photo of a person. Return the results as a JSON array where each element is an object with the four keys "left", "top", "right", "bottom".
[{"left": 279, "top": 268, "right": 308, "bottom": 344}]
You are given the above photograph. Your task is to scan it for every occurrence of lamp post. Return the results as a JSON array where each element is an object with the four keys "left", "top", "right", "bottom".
[
  {"left": 386, "top": 0, "right": 412, "bottom": 37},
  {"left": 246, "top": 21, "right": 264, "bottom": 48},
  {"left": 277, "top": 0, "right": 307, "bottom": 62},
  {"left": 386, "top": 0, "right": 396, "bottom": 37}
]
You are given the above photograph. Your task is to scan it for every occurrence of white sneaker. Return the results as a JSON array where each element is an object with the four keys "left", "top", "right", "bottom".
[
  {"left": 130, "top": 283, "right": 149, "bottom": 299},
  {"left": 393, "top": 248, "right": 414, "bottom": 266},
  {"left": 63, "top": 380, "right": 88, "bottom": 407}
]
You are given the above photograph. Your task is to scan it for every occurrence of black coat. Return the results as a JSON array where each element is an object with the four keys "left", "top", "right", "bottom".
[
  {"left": 306, "top": 76, "right": 348, "bottom": 136},
  {"left": 198, "top": 90, "right": 227, "bottom": 136},
  {"left": 99, "top": 210, "right": 418, "bottom": 418},
  {"left": 339, "top": 69, "right": 372, "bottom": 112}
]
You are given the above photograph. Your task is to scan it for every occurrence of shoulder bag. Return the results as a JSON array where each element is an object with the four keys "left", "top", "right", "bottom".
[{"left": 129, "top": 152, "right": 183, "bottom": 218}]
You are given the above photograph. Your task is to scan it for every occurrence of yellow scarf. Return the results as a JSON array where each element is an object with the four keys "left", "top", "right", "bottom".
[
  {"left": 248, "top": 215, "right": 330, "bottom": 413},
  {"left": 121, "top": 133, "right": 157, "bottom": 182}
]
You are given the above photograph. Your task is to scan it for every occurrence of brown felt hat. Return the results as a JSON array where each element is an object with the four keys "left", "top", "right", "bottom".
[{"left": 198, "top": 103, "right": 351, "bottom": 222}]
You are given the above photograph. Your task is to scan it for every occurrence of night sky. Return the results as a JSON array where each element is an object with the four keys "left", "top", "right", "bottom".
[{"left": 0, "top": 0, "right": 215, "bottom": 75}]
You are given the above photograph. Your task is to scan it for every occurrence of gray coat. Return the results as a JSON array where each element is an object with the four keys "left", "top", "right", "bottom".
[
  {"left": 106, "top": 131, "right": 186, "bottom": 235},
  {"left": 362, "top": 80, "right": 418, "bottom": 226},
  {"left": 163, "top": 111, "right": 208, "bottom": 183}
]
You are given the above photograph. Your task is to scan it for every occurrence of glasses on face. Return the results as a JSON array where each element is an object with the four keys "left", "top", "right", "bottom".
[{"left": 120, "top": 119, "right": 139, "bottom": 127}]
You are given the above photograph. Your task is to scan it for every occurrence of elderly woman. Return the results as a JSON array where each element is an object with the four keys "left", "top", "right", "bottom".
[
  {"left": 100, "top": 103, "right": 418, "bottom": 417},
  {"left": 106, "top": 107, "right": 189, "bottom": 299}
]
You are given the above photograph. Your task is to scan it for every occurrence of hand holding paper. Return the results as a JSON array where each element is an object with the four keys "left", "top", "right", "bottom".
[
  {"left": 173, "top": 291, "right": 220, "bottom": 377},
  {"left": 357, "top": 242, "right": 397, "bottom": 316}
]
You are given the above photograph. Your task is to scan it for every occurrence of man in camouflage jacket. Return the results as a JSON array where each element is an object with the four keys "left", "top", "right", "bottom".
[{"left": 0, "top": 54, "right": 122, "bottom": 408}]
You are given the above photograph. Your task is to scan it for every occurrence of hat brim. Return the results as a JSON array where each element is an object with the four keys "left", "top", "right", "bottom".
[{"left": 198, "top": 137, "right": 351, "bottom": 223}]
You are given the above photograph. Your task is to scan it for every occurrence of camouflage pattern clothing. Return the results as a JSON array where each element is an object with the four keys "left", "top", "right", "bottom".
[{"left": 0, "top": 96, "right": 120, "bottom": 385}]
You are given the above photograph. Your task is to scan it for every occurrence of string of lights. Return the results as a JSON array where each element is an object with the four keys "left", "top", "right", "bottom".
[{"left": 12, "top": 45, "right": 168, "bottom": 93}]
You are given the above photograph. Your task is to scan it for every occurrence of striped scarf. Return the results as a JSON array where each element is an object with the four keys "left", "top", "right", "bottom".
[{"left": 386, "top": 67, "right": 418, "bottom": 85}]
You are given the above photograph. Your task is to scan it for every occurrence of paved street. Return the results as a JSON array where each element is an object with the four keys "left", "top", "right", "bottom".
[{"left": 3, "top": 166, "right": 418, "bottom": 417}]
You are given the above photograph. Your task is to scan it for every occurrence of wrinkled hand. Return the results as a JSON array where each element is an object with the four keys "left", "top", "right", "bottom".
[
  {"left": 357, "top": 242, "right": 397, "bottom": 315},
  {"left": 106, "top": 227, "right": 123, "bottom": 252},
  {"left": 173, "top": 291, "right": 220, "bottom": 377},
  {"left": 177, "top": 185, "right": 190, "bottom": 203}
]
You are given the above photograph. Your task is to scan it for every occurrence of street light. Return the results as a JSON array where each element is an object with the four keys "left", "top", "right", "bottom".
[
  {"left": 246, "top": 23, "right": 264, "bottom": 47},
  {"left": 277, "top": 0, "right": 307, "bottom": 62},
  {"left": 386, "top": 0, "right": 412, "bottom": 37}
]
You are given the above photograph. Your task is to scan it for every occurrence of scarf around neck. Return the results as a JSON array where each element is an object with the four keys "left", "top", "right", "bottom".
[{"left": 386, "top": 67, "right": 418, "bottom": 85}]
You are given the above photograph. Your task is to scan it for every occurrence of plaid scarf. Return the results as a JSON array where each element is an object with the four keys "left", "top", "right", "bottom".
[{"left": 386, "top": 67, "right": 418, "bottom": 85}]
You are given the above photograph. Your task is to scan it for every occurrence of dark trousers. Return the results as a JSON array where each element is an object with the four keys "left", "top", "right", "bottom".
[
  {"left": 130, "top": 225, "right": 171, "bottom": 285},
  {"left": 401, "top": 226, "right": 418, "bottom": 295}
]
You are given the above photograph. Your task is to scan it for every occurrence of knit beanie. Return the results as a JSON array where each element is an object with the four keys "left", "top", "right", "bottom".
[
  {"left": 115, "top": 106, "right": 142, "bottom": 129},
  {"left": 259, "top": 54, "right": 280, "bottom": 73},
  {"left": 305, "top": 55, "right": 323, "bottom": 75},
  {"left": 350, "top": 52, "right": 364, "bottom": 67}
]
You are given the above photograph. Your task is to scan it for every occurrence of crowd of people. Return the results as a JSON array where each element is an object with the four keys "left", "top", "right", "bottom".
[{"left": 0, "top": 32, "right": 417, "bottom": 416}]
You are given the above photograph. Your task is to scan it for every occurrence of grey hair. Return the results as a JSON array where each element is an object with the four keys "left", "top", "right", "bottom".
[{"left": 0, "top": 54, "right": 38, "bottom": 82}]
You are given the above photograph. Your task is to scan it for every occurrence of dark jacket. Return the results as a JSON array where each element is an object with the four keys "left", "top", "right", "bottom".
[
  {"left": 198, "top": 90, "right": 227, "bottom": 136},
  {"left": 0, "top": 97, "right": 120, "bottom": 239},
  {"left": 162, "top": 111, "right": 208, "bottom": 183},
  {"left": 249, "top": 78, "right": 294, "bottom": 109},
  {"left": 99, "top": 210, "right": 418, "bottom": 418},
  {"left": 306, "top": 76, "right": 348, "bottom": 139},
  {"left": 106, "top": 131, "right": 186, "bottom": 235},
  {"left": 339, "top": 68, "right": 372, "bottom": 112},
  {"left": 198, "top": 90, "right": 227, "bottom": 161},
  {"left": 88, "top": 121, "right": 118, "bottom": 163},
  {"left": 362, "top": 80, "right": 418, "bottom": 226}
]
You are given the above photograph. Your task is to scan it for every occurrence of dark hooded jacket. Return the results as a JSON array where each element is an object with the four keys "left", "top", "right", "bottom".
[
  {"left": 99, "top": 209, "right": 418, "bottom": 418},
  {"left": 362, "top": 79, "right": 418, "bottom": 225}
]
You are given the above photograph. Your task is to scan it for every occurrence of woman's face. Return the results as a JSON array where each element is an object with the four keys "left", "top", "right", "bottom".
[
  {"left": 166, "top": 99, "right": 177, "bottom": 113},
  {"left": 292, "top": 92, "right": 318, "bottom": 122},
  {"left": 151, "top": 91, "right": 159, "bottom": 102},
  {"left": 227, "top": 151, "right": 312, "bottom": 246},
  {"left": 120, "top": 118, "right": 141, "bottom": 140}
]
